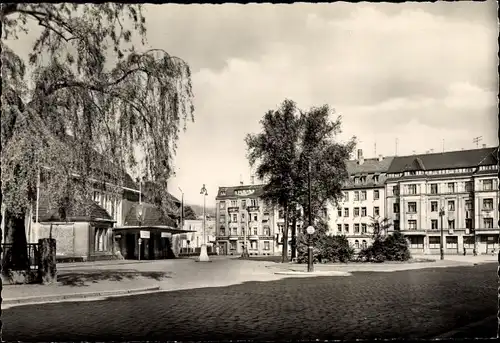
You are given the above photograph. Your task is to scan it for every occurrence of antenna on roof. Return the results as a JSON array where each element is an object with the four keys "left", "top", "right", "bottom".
[{"left": 473, "top": 136, "right": 483, "bottom": 148}]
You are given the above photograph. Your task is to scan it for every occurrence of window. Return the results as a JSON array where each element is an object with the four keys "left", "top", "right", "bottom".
[
  {"left": 344, "top": 192, "right": 349, "bottom": 201},
  {"left": 219, "top": 201, "right": 226, "bottom": 210},
  {"left": 337, "top": 208, "right": 342, "bottom": 217},
  {"left": 407, "top": 202, "right": 417, "bottom": 213},
  {"left": 465, "top": 200, "right": 472, "bottom": 211},
  {"left": 337, "top": 224, "right": 342, "bottom": 232},
  {"left": 354, "top": 177, "right": 360, "bottom": 185},
  {"left": 430, "top": 184, "right": 438, "bottom": 194},
  {"left": 393, "top": 203, "right": 400, "bottom": 213},
  {"left": 241, "top": 200, "right": 246, "bottom": 209},
  {"left": 253, "top": 227, "right": 258, "bottom": 235},
  {"left": 483, "top": 198, "right": 493, "bottom": 210},
  {"left": 483, "top": 179, "right": 493, "bottom": 191},
  {"left": 241, "top": 227, "right": 245, "bottom": 236},
  {"left": 465, "top": 181, "right": 473, "bottom": 192},
  {"left": 264, "top": 241, "right": 270, "bottom": 250},
  {"left": 408, "top": 236, "right": 424, "bottom": 249},
  {"left": 220, "top": 227, "right": 226, "bottom": 236},
  {"left": 344, "top": 208, "right": 349, "bottom": 217},
  {"left": 361, "top": 191, "right": 367, "bottom": 201},
  {"left": 263, "top": 226, "right": 270, "bottom": 236},
  {"left": 230, "top": 241, "right": 237, "bottom": 250},
  {"left": 464, "top": 236, "right": 475, "bottom": 249},
  {"left": 429, "top": 236, "right": 440, "bottom": 249},
  {"left": 94, "top": 228, "right": 107, "bottom": 252},
  {"left": 232, "top": 228, "right": 237, "bottom": 235},
  {"left": 361, "top": 224, "right": 367, "bottom": 233},
  {"left": 392, "top": 186, "right": 399, "bottom": 196},
  {"left": 354, "top": 240, "right": 360, "bottom": 249},
  {"left": 374, "top": 207, "right": 380, "bottom": 216},
  {"left": 446, "top": 236, "right": 458, "bottom": 249},
  {"left": 354, "top": 208, "right": 360, "bottom": 217},
  {"left": 484, "top": 218, "right": 494, "bottom": 228},
  {"left": 279, "top": 210, "right": 284, "bottom": 219},
  {"left": 250, "top": 199, "right": 258, "bottom": 207},
  {"left": 394, "top": 220, "right": 400, "bottom": 230},
  {"left": 408, "top": 184, "right": 417, "bottom": 195},
  {"left": 250, "top": 241, "right": 257, "bottom": 250},
  {"left": 408, "top": 220, "right": 417, "bottom": 230},
  {"left": 448, "top": 200, "right": 455, "bottom": 211},
  {"left": 344, "top": 224, "right": 349, "bottom": 233},
  {"left": 362, "top": 240, "right": 367, "bottom": 249},
  {"left": 232, "top": 214, "right": 237, "bottom": 222},
  {"left": 447, "top": 183, "right": 455, "bottom": 193},
  {"left": 361, "top": 207, "right": 367, "bottom": 217},
  {"left": 241, "top": 213, "right": 246, "bottom": 222},
  {"left": 374, "top": 190, "right": 380, "bottom": 200},
  {"left": 373, "top": 175, "right": 379, "bottom": 183},
  {"left": 360, "top": 176, "right": 367, "bottom": 183},
  {"left": 253, "top": 214, "right": 258, "bottom": 221},
  {"left": 354, "top": 191, "right": 359, "bottom": 201},
  {"left": 220, "top": 214, "right": 226, "bottom": 223},
  {"left": 354, "top": 224, "right": 360, "bottom": 233},
  {"left": 448, "top": 220, "right": 455, "bottom": 230},
  {"left": 231, "top": 200, "right": 237, "bottom": 207},
  {"left": 465, "top": 219, "right": 473, "bottom": 229},
  {"left": 431, "top": 219, "right": 438, "bottom": 230},
  {"left": 431, "top": 201, "right": 438, "bottom": 212}
]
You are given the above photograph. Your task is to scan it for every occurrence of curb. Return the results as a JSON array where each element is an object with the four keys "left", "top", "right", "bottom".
[
  {"left": 274, "top": 271, "right": 351, "bottom": 276},
  {"left": 57, "top": 260, "right": 157, "bottom": 269},
  {"left": 434, "top": 315, "right": 497, "bottom": 339},
  {"left": 2, "top": 286, "right": 161, "bottom": 306}
]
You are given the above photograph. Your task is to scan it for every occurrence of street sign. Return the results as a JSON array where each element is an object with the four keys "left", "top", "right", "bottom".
[
  {"left": 140, "top": 230, "right": 150, "bottom": 239},
  {"left": 306, "top": 226, "right": 315, "bottom": 235}
]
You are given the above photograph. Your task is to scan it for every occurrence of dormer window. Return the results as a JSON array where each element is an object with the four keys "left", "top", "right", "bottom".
[
  {"left": 373, "top": 175, "right": 379, "bottom": 183},
  {"left": 354, "top": 177, "right": 360, "bottom": 185},
  {"left": 220, "top": 189, "right": 226, "bottom": 196},
  {"left": 360, "top": 176, "right": 367, "bottom": 183}
]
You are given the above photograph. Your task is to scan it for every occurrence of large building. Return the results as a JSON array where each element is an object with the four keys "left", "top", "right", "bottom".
[
  {"left": 215, "top": 184, "right": 280, "bottom": 256},
  {"left": 329, "top": 146, "right": 498, "bottom": 255},
  {"left": 328, "top": 149, "right": 394, "bottom": 250},
  {"left": 180, "top": 218, "right": 216, "bottom": 253},
  {"left": 385, "top": 146, "right": 498, "bottom": 255}
]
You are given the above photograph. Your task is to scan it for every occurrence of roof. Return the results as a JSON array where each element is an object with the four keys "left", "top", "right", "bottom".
[
  {"left": 387, "top": 147, "right": 498, "bottom": 173},
  {"left": 346, "top": 156, "right": 395, "bottom": 175},
  {"left": 216, "top": 184, "right": 265, "bottom": 200},
  {"left": 123, "top": 202, "right": 178, "bottom": 227},
  {"left": 36, "top": 194, "right": 113, "bottom": 223}
]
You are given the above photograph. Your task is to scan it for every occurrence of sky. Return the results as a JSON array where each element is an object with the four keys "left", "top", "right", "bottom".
[{"left": 5, "top": 2, "right": 499, "bottom": 207}]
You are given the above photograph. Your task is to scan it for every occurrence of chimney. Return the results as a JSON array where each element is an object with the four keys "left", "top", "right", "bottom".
[
  {"left": 357, "top": 149, "right": 364, "bottom": 165},
  {"left": 240, "top": 174, "right": 243, "bottom": 185},
  {"left": 378, "top": 154, "right": 383, "bottom": 162},
  {"left": 482, "top": 144, "right": 486, "bottom": 148}
]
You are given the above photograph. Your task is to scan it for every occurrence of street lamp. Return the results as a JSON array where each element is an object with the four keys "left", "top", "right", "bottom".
[
  {"left": 197, "top": 184, "right": 210, "bottom": 262},
  {"left": 136, "top": 202, "right": 144, "bottom": 261},
  {"left": 307, "top": 160, "right": 314, "bottom": 273},
  {"left": 439, "top": 207, "right": 445, "bottom": 260}
]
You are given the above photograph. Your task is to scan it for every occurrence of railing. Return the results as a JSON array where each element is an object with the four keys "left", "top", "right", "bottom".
[{"left": 1, "top": 243, "right": 41, "bottom": 270}]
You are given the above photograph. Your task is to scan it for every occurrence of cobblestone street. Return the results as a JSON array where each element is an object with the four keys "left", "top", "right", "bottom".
[{"left": 2, "top": 262, "right": 496, "bottom": 341}]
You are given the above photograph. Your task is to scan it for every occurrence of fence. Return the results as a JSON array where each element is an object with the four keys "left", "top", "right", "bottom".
[{"left": 1, "top": 243, "right": 41, "bottom": 270}]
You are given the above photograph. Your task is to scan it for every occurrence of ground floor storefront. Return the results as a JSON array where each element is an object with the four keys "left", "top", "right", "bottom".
[
  {"left": 404, "top": 233, "right": 499, "bottom": 255},
  {"left": 216, "top": 237, "right": 279, "bottom": 256}
]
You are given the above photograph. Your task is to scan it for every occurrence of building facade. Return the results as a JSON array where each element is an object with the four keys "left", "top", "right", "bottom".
[
  {"left": 180, "top": 218, "right": 216, "bottom": 253},
  {"left": 215, "top": 184, "right": 279, "bottom": 256},
  {"left": 385, "top": 147, "right": 498, "bottom": 255},
  {"left": 328, "top": 150, "right": 394, "bottom": 251}
]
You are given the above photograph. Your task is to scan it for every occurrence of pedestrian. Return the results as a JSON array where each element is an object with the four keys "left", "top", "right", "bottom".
[{"left": 463, "top": 247, "right": 466, "bottom": 256}]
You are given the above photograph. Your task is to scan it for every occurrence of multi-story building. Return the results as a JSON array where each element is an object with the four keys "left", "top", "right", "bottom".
[
  {"left": 215, "top": 184, "right": 278, "bottom": 256},
  {"left": 386, "top": 146, "right": 498, "bottom": 255},
  {"left": 180, "top": 218, "right": 216, "bottom": 253},
  {"left": 328, "top": 149, "right": 394, "bottom": 250}
]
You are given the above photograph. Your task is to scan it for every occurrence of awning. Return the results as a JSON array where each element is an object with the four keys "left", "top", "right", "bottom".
[{"left": 113, "top": 226, "right": 194, "bottom": 235}]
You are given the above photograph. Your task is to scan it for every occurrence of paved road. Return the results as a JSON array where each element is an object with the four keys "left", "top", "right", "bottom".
[{"left": 2, "top": 263, "right": 497, "bottom": 341}]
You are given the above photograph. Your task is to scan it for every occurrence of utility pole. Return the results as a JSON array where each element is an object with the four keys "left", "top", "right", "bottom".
[
  {"left": 439, "top": 207, "right": 445, "bottom": 260},
  {"left": 307, "top": 160, "right": 314, "bottom": 273},
  {"left": 472, "top": 136, "right": 483, "bottom": 148}
]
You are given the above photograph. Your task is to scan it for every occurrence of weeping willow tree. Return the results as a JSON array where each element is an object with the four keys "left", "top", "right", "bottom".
[{"left": 0, "top": 3, "right": 194, "bottom": 279}]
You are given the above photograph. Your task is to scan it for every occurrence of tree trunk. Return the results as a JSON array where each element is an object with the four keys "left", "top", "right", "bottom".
[
  {"left": 291, "top": 213, "right": 297, "bottom": 260},
  {"left": 1, "top": 209, "right": 29, "bottom": 273},
  {"left": 281, "top": 203, "right": 289, "bottom": 263}
]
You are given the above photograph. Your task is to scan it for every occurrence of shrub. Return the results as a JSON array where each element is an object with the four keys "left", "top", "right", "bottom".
[
  {"left": 359, "top": 231, "right": 411, "bottom": 262},
  {"left": 296, "top": 230, "right": 354, "bottom": 263}
]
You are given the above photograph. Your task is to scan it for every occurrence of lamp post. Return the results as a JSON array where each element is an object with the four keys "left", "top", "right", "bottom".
[
  {"left": 307, "top": 160, "right": 314, "bottom": 273},
  {"left": 197, "top": 184, "right": 210, "bottom": 262},
  {"left": 136, "top": 202, "right": 144, "bottom": 261},
  {"left": 439, "top": 207, "right": 445, "bottom": 260}
]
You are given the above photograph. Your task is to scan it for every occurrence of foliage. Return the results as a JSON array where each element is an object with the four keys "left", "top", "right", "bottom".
[
  {"left": 296, "top": 219, "right": 354, "bottom": 263},
  {"left": 1, "top": 3, "right": 194, "bottom": 271},
  {"left": 183, "top": 205, "right": 197, "bottom": 220},
  {"left": 358, "top": 231, "right": 411, "bottom": 263},
  {"left": 245, "top": 99, "right": 356, "bottom": 263}
]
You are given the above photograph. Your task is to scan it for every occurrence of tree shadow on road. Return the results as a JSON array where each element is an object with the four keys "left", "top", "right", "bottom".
[{"left": 57, "top": 269, "right": 171, "bottom": 287}]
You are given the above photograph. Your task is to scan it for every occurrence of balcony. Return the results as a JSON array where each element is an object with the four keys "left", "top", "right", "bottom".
[
  {"left": 247, "top": 206, "right": 260, "bottom": 212},
  {"left": 249, "top": 235, "right": 259, "bottom": 240},
  {"left": 228, "top": 207, "right": 239, "bottom": 213}
]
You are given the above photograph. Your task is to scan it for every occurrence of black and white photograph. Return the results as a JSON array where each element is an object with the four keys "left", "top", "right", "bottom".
[{"left": 0, "top": 1, "right": 498, "bottom": 341}]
